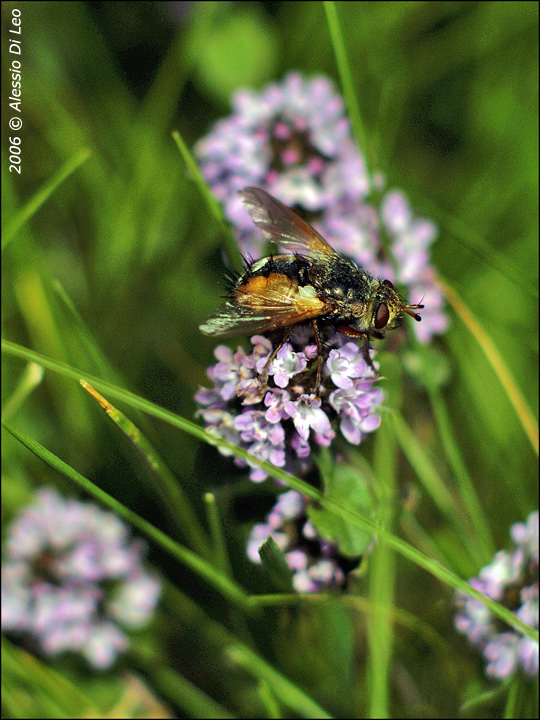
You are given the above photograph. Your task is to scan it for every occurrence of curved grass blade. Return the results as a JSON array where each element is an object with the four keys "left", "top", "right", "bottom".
[
  {"left": 439, "top": 275, "right": 538, "bottom": 454},
  {"left": 2, "top": 639, "right": 94, "bottom": 718},
  {"left": 80, "top": 380, "right": 211, "bottom": 558},
  {"left": 2, "top": 148, "right": 91, "bottom": 250},
  {"left": 226, "top": 644, "right": 332, "bottom": 719},
  {"left": 389, "top": 409, "right": 481, "bottom": 562},
  {"left": 172, "top": 129, "right": 244, "bottom": 273},
  {"left": 146, "top": 666, "right": 237, "bottom": 719},
  {"left": 164, "top": 581, "right": 330, "bottom": 719},
  {"left": 423, "top": 201, "right": 537, "bottom": 300},
  {"left": 427, "top": 384, "right": 496, "bottom": 562},
  {"left": 204, "top": 492, "right": 233, "bottom": 579},
  {"left": 323, "top": 1, "right": 375, "bottom": 197},
  {"left": 1, "top": 362, "right": 44, "bottom": 422},
  {"left": 253, "top": 593, "right": 460, "bottom": 687}
]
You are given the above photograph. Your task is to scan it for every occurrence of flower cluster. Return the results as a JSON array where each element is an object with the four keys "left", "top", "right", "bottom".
[
  {"left": 195, "top": 332, "right": 383, "bottom": 481},
  {"left": 196, "top": 72, "right": 448, "bottom": 582},
  {"left": 247, "top": 490, "right": 361, "bottom": 593},
  {"left": 1, "top": 487, "right": 161, "bottom": 670},
  {"left": 196, "top": 71, "right": 447, "bottom": 342},
  {"left": 195, "top": 73, "right": 366, "bottom": 232},
  {"left": 454, "top": 511, "right": 539, "bottom": 680}
]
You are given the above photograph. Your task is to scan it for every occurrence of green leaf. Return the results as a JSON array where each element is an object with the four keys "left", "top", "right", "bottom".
[{"left": 310, "top": 452, "right": 375, "bottom": 557}]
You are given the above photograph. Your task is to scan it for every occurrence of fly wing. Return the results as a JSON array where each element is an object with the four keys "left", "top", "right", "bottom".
[
  {"left": 199, "top": 273, "right": 329, "bottom": 337},
  {"left": 240, "top": 187, "right": 338, "bottom": 257}
]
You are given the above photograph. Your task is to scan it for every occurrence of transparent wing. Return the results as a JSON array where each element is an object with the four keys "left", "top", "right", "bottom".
[
  {"left": 240, "top": 187, "right": 338, "bottom": 257},
  {"left": 200, "top": 275, "right": 329, "bottom": 337}
]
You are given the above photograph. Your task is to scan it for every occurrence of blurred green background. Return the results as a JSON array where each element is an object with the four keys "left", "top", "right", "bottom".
[{"left": 2, "top": 2, "right": 538, "bottom": 718}]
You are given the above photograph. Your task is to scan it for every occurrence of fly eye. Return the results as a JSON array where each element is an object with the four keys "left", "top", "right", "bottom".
[
  {"left": 382, "top": 279, "right": 394, "bottom": 289},
  {"left": 375, "top": 302, "right": 390, "bottom": 329}
]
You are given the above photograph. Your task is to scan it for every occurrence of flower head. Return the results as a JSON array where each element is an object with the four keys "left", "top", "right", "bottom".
[
  {"left": 2, "top": 488, "right": 161, "bottom": 670},
  {"left": 196, "top": 73, "right": 368, "bottom": 242},
  {"left": 454, "top": 511, "right": 539, "bottom": 680},
  {"left": 247, "top": 490, "right": 360, "bottom": 593},
  {"left": 195, "top": 331, "right": 383, "bottom": 482}
]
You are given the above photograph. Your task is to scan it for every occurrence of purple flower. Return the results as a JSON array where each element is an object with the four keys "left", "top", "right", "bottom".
[
  {"left": 263, "top": 342, "right": 308, "bottom": 388},
  {"left": 454, "top": 511, "right": 539, "bottom": 680},
  {"left": 233, "top": 410, "right": 287, "bottom": 482},
  {"left": 1, "top": 488, "right": 161, "bottom": 670},
  {"left": 329, "top": 381, "right": 384, "bottom": 445},
  {"left": 195, "top": 329, "right": 382, "bottom": 482},
  {"left": 283, "top": 394, "right": 333, "bottom": 442},
  {"left": 326, "top": 342, "right": 371, "bottom": 389},
  {"left": 264, "top": 388, "right": 291, "bottom": 424},
  {"left": 208, "top": 344, "right": 258, "bottom": 401},
  {"left": 196, "top": 72, "right": 447, "bottom": 343},
  {"left": 246, "top": 490, "right": 358, "bottom": 593}
]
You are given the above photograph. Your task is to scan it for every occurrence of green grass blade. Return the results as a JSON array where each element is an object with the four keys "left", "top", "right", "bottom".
[
  {"left": 2, "top": 639, "right": 95, "bottom": 718},
  {"left": 367, "top": 420, "right": 396, "bottom": 718},
  {"left": 172, "top": 129, "right": 244, "bottom": 273},
  {"left": 80, "top": 380, "right": 211, "bottom": 558},
  {"left": 1, "top": 361, "right": 44, "bottom": 422},
  {"left": 2, "top": 148, "right": 90, "bottom": 250},
  {"left": 226, "top": 644, "right": 332, "bottom": 719},
  {"left": 254, "top": 592, "right": 459, "bottom": 687},
  {"left": 50, "top": 279, "right": 120, "bottom": 380},
  {"left": 204, "top": 492, "right": 233, "bottom": 578},
  {"left": 257, "top": 680, "right": 283, "bottom": 720},
  {"left": 427, "top": 385, "right": 495, "bottom": 563},
  {"left": 323, "top": 1, "right": 375, "bottom": 195},
  {"left": 150, "top": 666, "right": 237, "bottom": 719},
  {"left": 440, "top": 275, "right": 539, "bottom": 454},
  {"left": 421, "top": 201, "right": 537, "bottom": 300},
  {"left": 389, "top": 409, "right": 478, "bottom": 561},
  {"left": 163, "top": 582, "right": 329, "bottom": 719}
]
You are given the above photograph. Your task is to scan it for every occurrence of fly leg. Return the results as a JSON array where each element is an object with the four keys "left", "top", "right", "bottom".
[
  {"left": 259, "top": 326, "right": 293, "bottom": 389},
  {"left": 311, "top": 319, "right": 323, "bottom": 397},
  {"left": 337, "top": 325, "right": 378, "bottom": 375}
]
